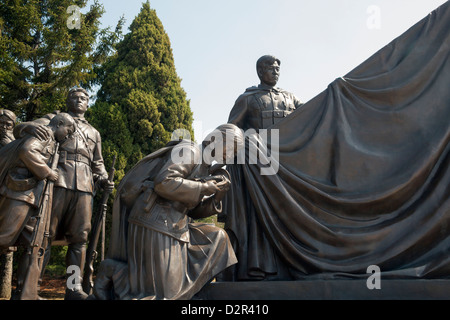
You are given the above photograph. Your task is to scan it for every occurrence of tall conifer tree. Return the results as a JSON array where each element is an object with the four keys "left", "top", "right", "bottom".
[
  {"left": 0, "top": 0, "right": 122, "bottom": 120},
  {"left": 88, "top": 1, "right": 194, "bottom": 181}
]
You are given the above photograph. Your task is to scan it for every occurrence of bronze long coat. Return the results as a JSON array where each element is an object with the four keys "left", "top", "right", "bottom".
[{"left": 93, "top": 140, "right": 237, "bottom": 300}]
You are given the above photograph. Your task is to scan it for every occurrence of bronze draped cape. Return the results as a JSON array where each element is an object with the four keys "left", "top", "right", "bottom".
[{"left": 223, "top": 2, "right": 450, "bottom": 280}]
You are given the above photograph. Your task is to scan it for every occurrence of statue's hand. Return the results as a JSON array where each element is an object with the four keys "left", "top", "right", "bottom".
[
  {"left": 100, "top": 178, "right": 115, "bottom": 193},
  {"left": 48, "top": 169, "right": 59, "bottom": 182},
  {"left": 215, "top": 175, "right": 231, "bottom": 192},
  {"left": 201, "top": 181, "right": 221, "bottom": 196},
  {"left": 28, "top": 124, "right": 52, "bottom": 141},
  {"left": 212, "top": 176, "right": 231, "bottom": 202}
]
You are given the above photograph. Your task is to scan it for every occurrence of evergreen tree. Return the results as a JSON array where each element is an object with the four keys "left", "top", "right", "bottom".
[
  {"left": 88, "top": 1, "right": 194, "bottom": 181},
  {"left": 0, "top": 0, "right": 123, "bottom": 121}
]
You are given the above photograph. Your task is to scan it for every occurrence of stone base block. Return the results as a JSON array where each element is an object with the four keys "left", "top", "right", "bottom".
[{"left": 196, "top": 280, "right": 450, "bottom": 300}]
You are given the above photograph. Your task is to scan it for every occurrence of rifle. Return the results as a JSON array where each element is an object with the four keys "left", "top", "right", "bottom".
[
  {"left": 82, "top": 155, "right": 116, "bottom": 295},
  {"left": 20, "top": 143, "right": 60, "bottom": 300}
]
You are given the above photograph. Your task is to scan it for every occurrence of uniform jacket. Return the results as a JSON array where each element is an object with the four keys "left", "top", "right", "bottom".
[
  {"left": 127, "top": 140, "right": 221, "bottom": 243},
  {"left": 107, "top": 140, "right": 222, "bottom": 264},
  {"left": 14, "top": 112, "right": 108, "bottom": 194},
  {"left": 0, "top": 134, "right": 56, "bottom": 207},
  {"left": 228, "top": 84, "right": 303, "bottom": 130}
]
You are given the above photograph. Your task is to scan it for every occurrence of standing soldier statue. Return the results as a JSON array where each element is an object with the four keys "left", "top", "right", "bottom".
[
  {"left": 0, "top": 113, "right": 76, "bottom": 300},
  {"left": 224, "top": 55, "right": 304, "bottom": 281},
  {"left": 14, "top": 88, "right": 114, "bottom": 300}
]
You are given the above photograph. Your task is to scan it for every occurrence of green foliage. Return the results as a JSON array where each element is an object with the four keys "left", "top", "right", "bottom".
[
  {"left": 88, "top": 1, "right": 194, "bottom": 176},
  {"left": 0, "top": 0, "right": 123, "bottom": 121},
  {"left": 44, "top": 246, "right": 68, "bottom": 277}
]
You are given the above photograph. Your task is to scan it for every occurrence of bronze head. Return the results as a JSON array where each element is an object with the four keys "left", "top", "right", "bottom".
[
  {"left": 0, "top": 109, "right": 16, "bottom": 146},
  {"left": 256, "top": 55, "right": 281, "bottom": 87},
  {"left": 67, "top": 87, "right": 90, "bottom": 116}
]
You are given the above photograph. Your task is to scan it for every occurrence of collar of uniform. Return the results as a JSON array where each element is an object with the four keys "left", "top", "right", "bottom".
[
  {"left": 258, "top": 84, "right": 281, "bottom": 92},
  {"left": 73, "top": 116, "right": 88, "bottom": 124},
  {"left": 67, "top": 111, "right": 88, "bottom": 123}
]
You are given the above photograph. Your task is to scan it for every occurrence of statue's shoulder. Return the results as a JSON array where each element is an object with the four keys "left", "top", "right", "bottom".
[
  {"left": 172, "top": 139, "right": 200, "bottom": 156},
  {"left": 243, "top": 86, "right": 262, "bottom": 95},
  {"left": 235, "top": 86, "right": 262, "bottom": 101}
]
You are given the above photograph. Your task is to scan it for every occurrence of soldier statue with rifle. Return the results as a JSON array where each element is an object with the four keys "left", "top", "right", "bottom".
[
  {"left": 14, "top": 88, "right": 114, "bottom": 300},
  {"left": 0, "top": 113, "right": 76, "bottom": 299}
]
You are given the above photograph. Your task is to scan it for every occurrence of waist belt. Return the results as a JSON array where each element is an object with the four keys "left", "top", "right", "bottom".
[
  {"left": 170, "top": 201, "right": 188, "bottom": 215},
  {"left": 262, "top": 110, "right": 292, "bottom": 118},
  {"left": 261, "top": 110, "right": 293, "bottom": 128},
  {"left": 59, "top": 151, "right": 91, "bottom": 166},
  {"left": 156, "top": 197, "right": 188, "bottom": 215}
]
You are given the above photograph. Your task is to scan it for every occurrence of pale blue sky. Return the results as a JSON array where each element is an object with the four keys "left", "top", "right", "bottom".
[{"left": 88, "top": 0, "right": 447, "bottom": 140}]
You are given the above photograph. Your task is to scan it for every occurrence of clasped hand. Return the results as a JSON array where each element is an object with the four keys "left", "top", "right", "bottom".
[
  {"left": 99, "top": 178, "right": 115, "bottom": 193},
  {"left": 201, "top": 176, "right": 231, "bottom": 197}
]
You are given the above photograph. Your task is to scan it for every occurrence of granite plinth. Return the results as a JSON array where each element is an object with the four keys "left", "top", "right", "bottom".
[{"left": 196, "top": 280, "right": 450, "bottom": 300}]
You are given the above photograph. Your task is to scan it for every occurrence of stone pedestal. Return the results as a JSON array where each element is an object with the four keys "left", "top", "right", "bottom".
[{"left": 196, "top": 280, "right": 450, "bottom": 300}]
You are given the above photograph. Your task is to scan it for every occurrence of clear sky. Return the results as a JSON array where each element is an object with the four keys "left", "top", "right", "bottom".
[{"left": 87, "top": 0, "right": 448, "bottom": 141}]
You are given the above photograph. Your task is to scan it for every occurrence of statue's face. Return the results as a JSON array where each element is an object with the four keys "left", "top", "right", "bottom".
[
  {"left": 67, "top": 92, "right": 89, "bottom": 114},
  {"left": 258, "top": 61, "right": 280, "bottom": 86},
  {"left": 0, "top": 115, "right": 14, "bottom": 137},
  {"left": 55, "top": 123, "right": 75, "bottom": 142}
]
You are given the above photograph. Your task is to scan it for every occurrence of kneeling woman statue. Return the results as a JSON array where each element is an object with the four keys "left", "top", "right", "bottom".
[{"left": 92, "top": 124, "right": 244, "bottom": 300}]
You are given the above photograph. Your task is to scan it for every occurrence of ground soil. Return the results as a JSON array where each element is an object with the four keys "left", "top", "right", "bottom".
[
  {"left": 0, "top": 276, "right": 66, "bottom": 300},
  {"left": 38, "top": 276, "right": 66, "bottom": 300}
]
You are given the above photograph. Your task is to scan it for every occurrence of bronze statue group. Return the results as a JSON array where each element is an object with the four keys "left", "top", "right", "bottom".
[
  {"left": 3, "top": 3, "right": 448, "bottom": 300},
  {"left": 0, "top": 55, "right": 301, "bottom": 300},
  {"left": 1, "top": 30, "right": 449, "bottom": 299}
]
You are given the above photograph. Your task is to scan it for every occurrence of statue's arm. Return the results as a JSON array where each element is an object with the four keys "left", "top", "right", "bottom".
[
  {"left": 154, "top": 164, "right": 203, "bottom": 208},
  {"left": 293, "top": 94, "right": 304, "bottom": 109},
  {"left": 18, "top": 137, "right": 53, "bottom": 180},
  {"left": 13, "top": 117, "right": 51, "bottom": 140},
  {"left": 228, "top": 95, "right": 248, "bottom": 128},
  {"left": 153, "top": 145, "right": 204, "bottom": 208},
  {"left": 91, "top": 129, "right": 108, "bottom": 180}
]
